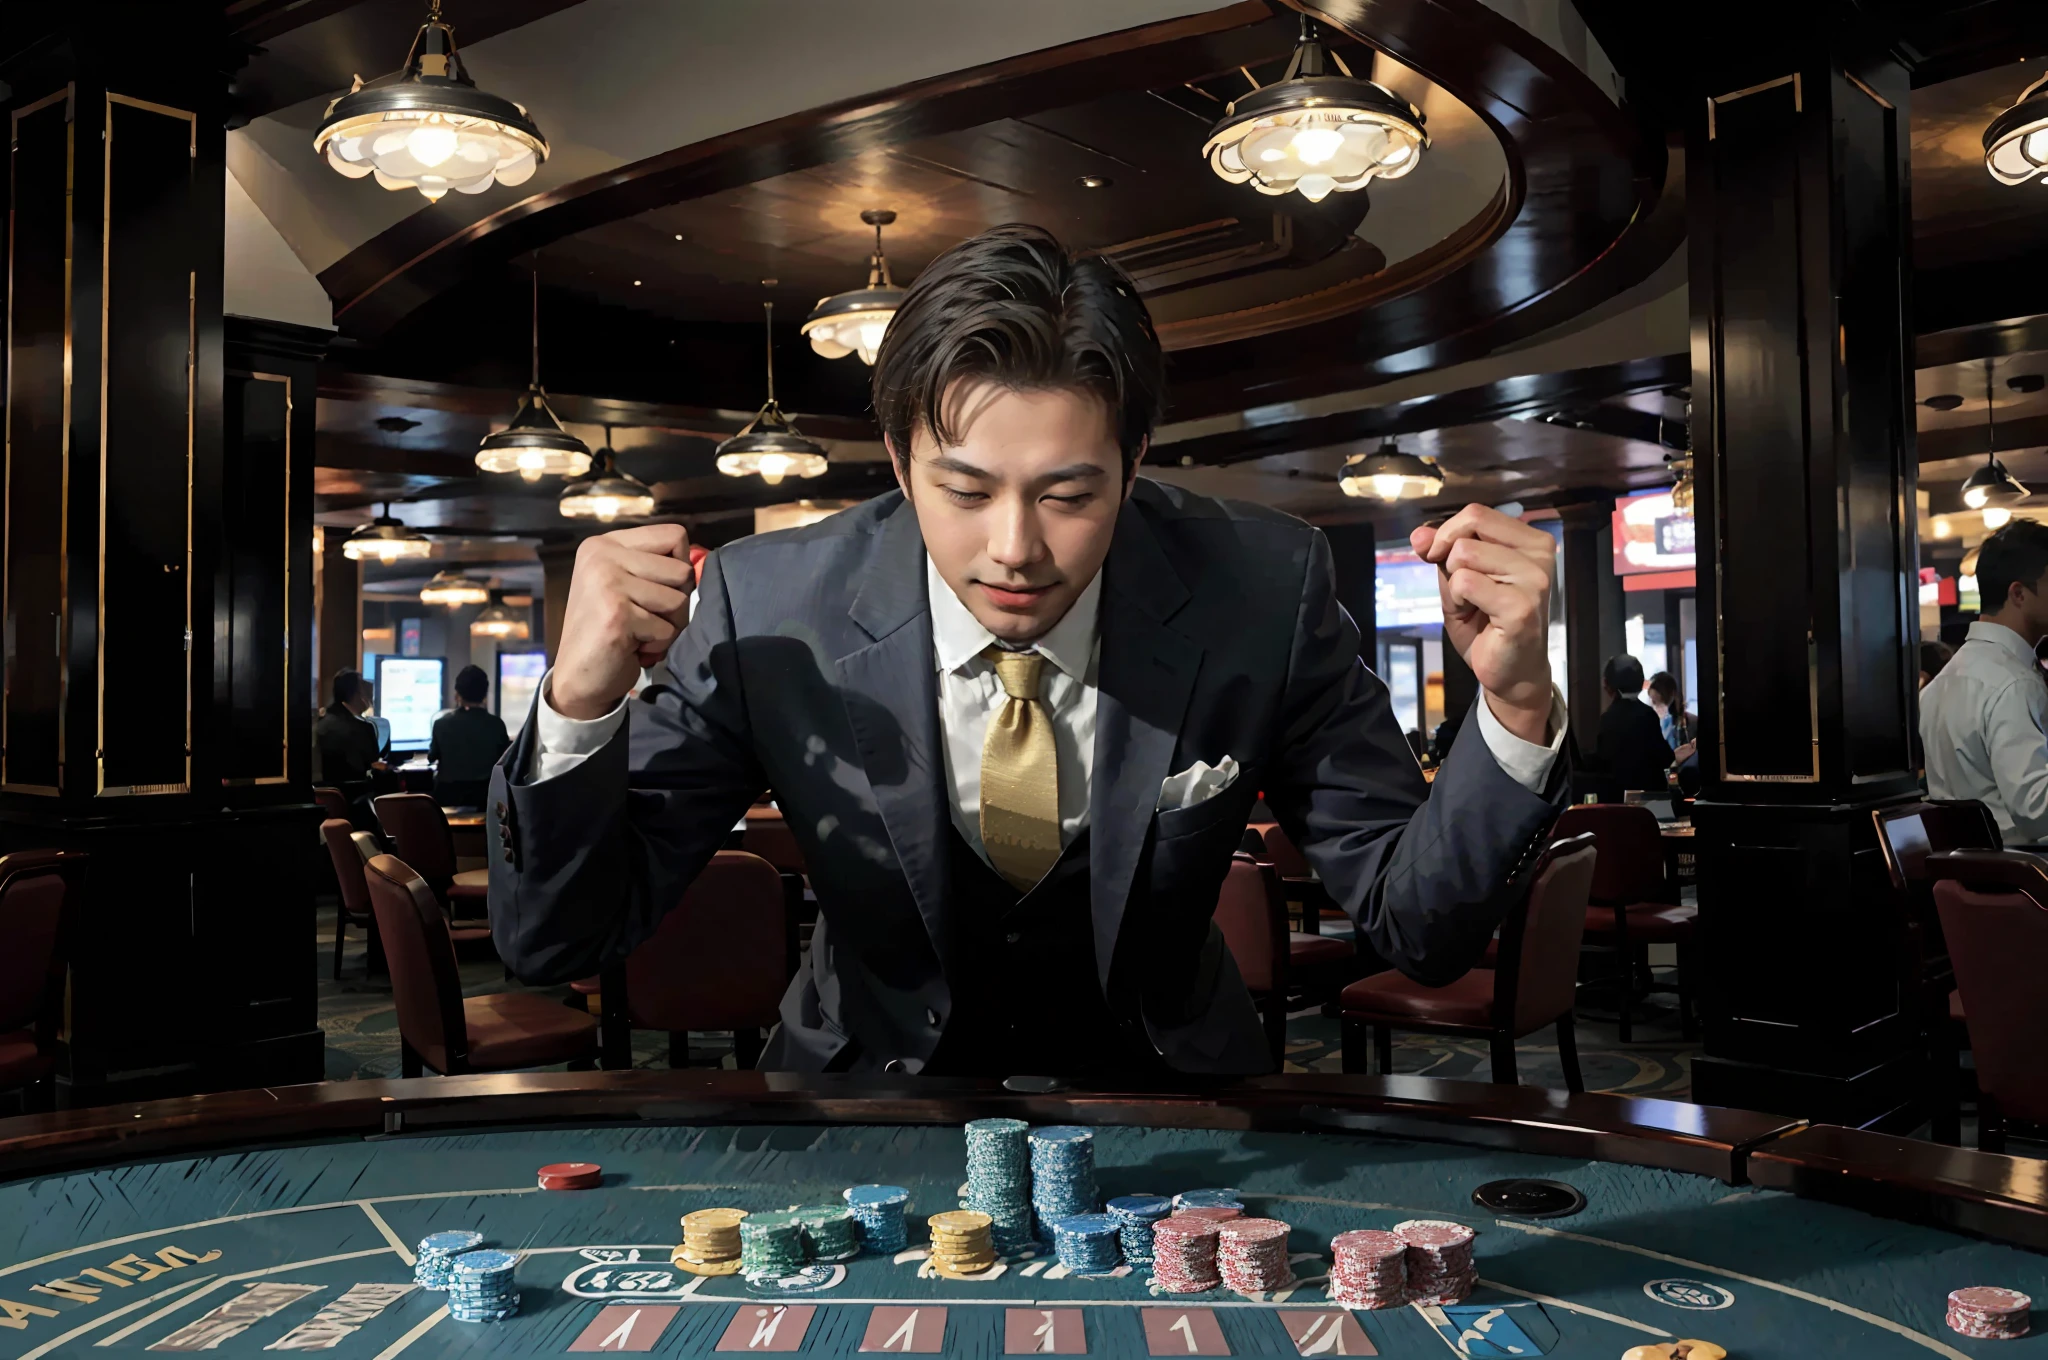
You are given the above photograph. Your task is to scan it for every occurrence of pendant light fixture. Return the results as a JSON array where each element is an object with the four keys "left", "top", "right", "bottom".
[
  {"left": 470, "top": 590, "right": 530, "bottom": 639},
  {"left": 802, "top": 209, "right": 907, "bottom": 366},
  {"left": 420, "top": 569, "right": 490, "bottom": 607},
  {"left": 477, "top": 263, "right": 591, "bottom": 482},
  {"left": 560, "top": 425, "right": 657, "bottom": 522},
  {"left": 717, "top": 301, "right": 829, "bottom": 486},
  {"left": 1665, "top": 404, "right": 1694, "bottom": 517},
  {"left": 313, "top": 0, "right": 547, "bottom": 202},
  {"left": 341, "top": 503, "right": 433, "bottom": 562},
  {"left": 1202, "top": 12, "right": 1427, "bottom": 203},
  {"left": 1961, "top": 358, "right": 2029, "bottom": 516},
  {"left": 1983, "top": 72, "right": 2048, "bottom": 186},
  {"left": 1338, "top": 438, "right": 1442, "bottom": 502}
]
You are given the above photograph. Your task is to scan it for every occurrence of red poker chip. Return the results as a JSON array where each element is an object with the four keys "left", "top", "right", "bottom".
[
  {"left": 1950, "top": 1287, "right": 2031, "bottom": 1315},
  {"left": 538, "top": 1162, "right": 602, "bottom": 1190},
  {"left": 1178, "top": 1205, "right": 1242, "bottom": 1224}
]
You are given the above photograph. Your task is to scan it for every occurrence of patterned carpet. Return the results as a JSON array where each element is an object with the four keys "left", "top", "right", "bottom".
[{"left": 315, "top": 903, "right": 1699, "bottom": 1095}]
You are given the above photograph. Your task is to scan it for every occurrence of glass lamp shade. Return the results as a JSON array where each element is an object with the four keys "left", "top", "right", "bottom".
[
  {"left": 420, "top": 570, "right": 490, "bottom": 607},
  {"left": 470, "top": 601, "right": 529, "bottom": 639},
  {"left": 313, "top": 13, "right": 546, "bottom": 202},
  {"left": 1984, "top": 73, "right": 2048, "bottom": 186},
  {"left": 1338, "top": 445, "right": 1442, "bottom": 502},
  {"left": 476, "top": 384, "right": 592, "bottom": 481},
  {"left": 341, "top": 511, "right": 433, "bottom": 562},
  {"left": 1667, "top": 454, "right": 1695, "bottom": 516},
  {"left": 801, "top": 287, "right": 902, "bottom": 365},
  {"left": 1961, "top": 456, "right": 2028, "bottom": 510},
  {"left": 716, "top": 403, "right": 829, "bottom": 486},
  {"left": 559, "top": 448, "right": 656, "bottom": 522},
  {"left": 1203, "top": 27, "right": 1426, "bottom": 203}
]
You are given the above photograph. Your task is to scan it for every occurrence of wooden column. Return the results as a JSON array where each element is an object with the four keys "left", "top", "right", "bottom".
[
  {"left": 538, "top": 542, "right": 579, "bottom": 666},
  {"left": 1557, "top": 499, "right": 1623, "bottom": 742},
  {"left": 0, "top": 11, "right": 325, "bottom": 1102},
  {"left": 1323, "top": 522, "right": 1376, "bottom": 669},
  {"left": 316, "top": 532, "right": 362, "bottom": 709},
  {"left": 1687, "top": 26, "right": 1922, "bottom": 1124}
]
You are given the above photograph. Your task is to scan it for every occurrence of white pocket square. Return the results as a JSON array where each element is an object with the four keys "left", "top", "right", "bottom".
[{"left": 1157, "top": 755, "right": 1241, "bottom": 812}]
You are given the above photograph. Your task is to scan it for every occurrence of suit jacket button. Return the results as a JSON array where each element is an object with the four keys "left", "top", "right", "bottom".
[
  {"left": 883, "top": 1059, "right": 907, "bottom": 1075},
  {"left": 925, "top": 1008, "right": 941, "bottom": 1027},
  {"left": 494, "top": 801, "right": 508, "bottom": 819}
]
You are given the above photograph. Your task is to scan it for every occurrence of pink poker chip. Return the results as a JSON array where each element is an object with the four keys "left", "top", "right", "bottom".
[
  {"left": 1950, "top": 1287, "right": 2031, "bottom": 1315},
  {"left": 1394, "top": 1219, "right": 1475, "bottom": 1249}
]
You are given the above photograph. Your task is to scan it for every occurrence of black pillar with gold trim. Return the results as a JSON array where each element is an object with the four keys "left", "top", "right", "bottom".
[
  {"left": 0, "top": 9, "right": 326, "bottom": 1102},
  {"left": 1686, "top": 27, "right": 1923, "bottom": 1124}
]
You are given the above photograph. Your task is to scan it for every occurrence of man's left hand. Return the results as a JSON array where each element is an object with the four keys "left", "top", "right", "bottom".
[{"left": 1411, "top": 505, "right": 1556, "bottom": 745}]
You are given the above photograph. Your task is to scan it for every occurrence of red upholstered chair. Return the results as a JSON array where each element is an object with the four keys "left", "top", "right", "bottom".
[
  {"left": 1235, "top": 836, "right": 1356, "bottom": 1009},
  {"left": 321, "top": 818, "right": 383, "bottom": 980},
  {"left": 314, "top": 786, "right": 351, "bottom": 823},
  {"left": 1338, "top": 833, "right": 1597, "bottom": 1091},
  {"left": 1253, "top": 822, "right": 1349, "bottom": 938},
  {"left": 1212, "top": 854, "right": 1292, "bottom": 1066},
  {"left": 1928, "top": 849, "right": 2048, "bottom": 1152},
  {"left": 1873, "top": 801, "right": 2000, "bottom": 1145},
  {"left": 357, "top": 830, "right": 487, "bottom": 950},
  {"left": 1552, "top": 803, "right": 1694, "bottom": 1043},
  {"left": 600, "top": 851, "right": 791, "bottom": 1071},
  {"left": 362, "top": 854, "right": 597, "bottom": 1076},
  {"left": 0, "top": 849, "right": 85, "bottom": 1111},
  {"left": 374, "top": 793, "right": 489, "bottom": 916}
]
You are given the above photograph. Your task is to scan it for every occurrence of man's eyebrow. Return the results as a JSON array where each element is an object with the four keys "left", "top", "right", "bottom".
[
  {"left": 925, "top": 454, "right": 990, "bottom": 476},
  {"left": 1039, "top": 463, "right": 1108, "bottom": 482}
]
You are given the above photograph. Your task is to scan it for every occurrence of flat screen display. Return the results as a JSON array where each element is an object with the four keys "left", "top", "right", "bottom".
[
  {"left": 1612, "top": 491, "right": 1697, "bottom": 574},
  {"left": 1375, "top": 552, "right": 1444, "bottom": 628},
  {"left": 497, "top": 650, "right": 548, "bottom": 739},
  {"left": 373, "top": 657, "right": 444, "bottom": 752}
]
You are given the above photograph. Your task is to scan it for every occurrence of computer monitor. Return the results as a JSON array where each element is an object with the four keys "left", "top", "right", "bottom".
[
  {"left": 372, "top": 656, "right": 445, "bottom": 753},
  {"left": 497, "top": 650, "right": 547, "bottom": 739}
]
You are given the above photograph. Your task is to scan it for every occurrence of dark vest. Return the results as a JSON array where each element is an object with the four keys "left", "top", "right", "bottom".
[{"left": 926, "top": 826, "right": 1164, "bottom": 1079}]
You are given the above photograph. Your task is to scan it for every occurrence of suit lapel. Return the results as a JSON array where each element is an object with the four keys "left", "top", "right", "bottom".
[
  {"left": 1088, "top": 496, "right": 1202, "bottom": 993},
  {"left": 835, "top": 498, "right": 956, "bottom": 977}
]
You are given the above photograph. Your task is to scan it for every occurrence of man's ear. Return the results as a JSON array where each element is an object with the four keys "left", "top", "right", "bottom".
[
  {"left": 886, "top": 435, "right": 912, "bottom": 501},
  {"left": 1124, "top": 435, "right": 1150, "bottom": 497}
]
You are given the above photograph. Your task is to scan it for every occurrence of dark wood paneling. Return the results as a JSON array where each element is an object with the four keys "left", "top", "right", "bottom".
[
  {"left": 4, "top": 94, "right": 70, "bottom": 793},
  {"left": 218, "top": 372, "right": 292, "bottom": 784},
  {"left": 99, "top": 95, "right": 198, "bottom": 796},
  {"left": 1323, "top": 522, "right": 1375, "bottom": 671}
]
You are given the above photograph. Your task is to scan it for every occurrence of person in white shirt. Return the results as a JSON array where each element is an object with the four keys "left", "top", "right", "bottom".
[
  {"left": 1921, "top": 520, "right": 2048, "bottom": 843},
  {"left": 488, "top": 225, "right": 1571, "bottom": 1077}
]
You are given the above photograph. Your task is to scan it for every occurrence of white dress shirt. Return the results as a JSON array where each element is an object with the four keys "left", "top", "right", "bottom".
[
  {"left": 530, "top": 558, "right": 1569, "bottom": 859},
  {"left": 1921, "top": 620, "right": 2048, "bottom": 843}
]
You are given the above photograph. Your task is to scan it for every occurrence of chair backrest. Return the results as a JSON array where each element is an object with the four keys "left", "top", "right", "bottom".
[
  {"left": 0, "top": 849, "right": 84, "bottom": 1039},
  {"left": 351, "top": 830, "right": 382, "bottom": 863},
  {"left": 362, "top": 854, "right": 468, "bottom": 1073},
  {"left": 1929, "top": 850, "right": 2048, "bottom": 1125},
  {"left": 622, "top": 850, "right": 788, "bottom": 1031},
  {"left": 374, "top": 793, "right": 455, "bottom": 887},
  {"left": 1874, "top": 800, "right": 2001, "bottom": 894},
  {"left": 741, "top": 817, "right": 808, "bottom": 876},
  {"left": 1552, "top": 804, "right": 1666, "bottom": 906},
  {"left": 1211, "top": 853, "right": 1287, "bottom": 994},
  {"left": 313, "top": 786, "right": 350, "bottom": 823},
  {"left": 321, "top": 819, "right": 374, "bottom": 922},
  {"left": 1254, "top": 823, "right": 1313, "bottom": 879},
  {"left": 1497, "top": 833, "right": 1598, "bottom": 1034}
]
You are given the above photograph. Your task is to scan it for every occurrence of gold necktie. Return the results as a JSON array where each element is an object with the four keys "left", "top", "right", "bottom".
[{"left": 979, "top": 646, "right": 1061, "bottom": 891}]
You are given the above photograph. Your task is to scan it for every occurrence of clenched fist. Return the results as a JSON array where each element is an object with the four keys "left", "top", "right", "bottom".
[
  {"left": 1410, "top": 505, "right": 1557, "bottom": 746},
  {"left": 549, "top": 524, "right": 695, "bottom": 721}
]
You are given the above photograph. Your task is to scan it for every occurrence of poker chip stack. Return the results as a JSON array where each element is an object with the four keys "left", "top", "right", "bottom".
[
  {"left": 1049, "top": 1214, "right": 1123, "bottom": 1275},
  {"left": 1028, "top": 1127, "right": 1100, "bottom": 1237},
  {"left": 412, "top": 1231, "right": 482, "bottom": 1291},
  {"left": 1217, "top": 1217, "right": 1294, "bottom": 1294},
  {"left": 673, "top": 1208, "right": 747, "bottom": 1276},
  {"left": 1175, "top": 1188, "right": 1244, "bottom": 1212},
  {"left": 1948, "top": 1287, "right": 2032, "bottom": 1340},
  {"left": 1177, "top": 1205, "right": 1243, "bottom": 1225},
  {"left": 1394, "top": 1219, "right": 1478, "bottom": 1306},
  {"left": 844, "top": 1185, "right": 911, "bottom": 1254},
  {"left": 927, "top": 1209, "right": 996, "bottom": 1278},
  {"left": 794, "top": 1205, "right": 860, "bottom": 1262},
  {"left": 739, "top": 1209, "right": 810, "bottom": 1281},
  {"left": 1328, "top": 1228, "right": 1408, "bottom": 1309},
  {"left": 447, "top": 1249, "right": 520, "bottom": 1322},
  {"left": 1150, "top": 1212, "right": 1223, "bottom": 1293},
  {"left": 1106, "top": 1194, "right": 1172, "bottom": 1265},
  {"left": 964, "top": 1118, "right": 1035, "bottom": 1252}
]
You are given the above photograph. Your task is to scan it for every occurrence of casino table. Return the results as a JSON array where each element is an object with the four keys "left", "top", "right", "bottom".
[{"left": 0, "top": 1072, "right": 2043, "bottom": 1359}]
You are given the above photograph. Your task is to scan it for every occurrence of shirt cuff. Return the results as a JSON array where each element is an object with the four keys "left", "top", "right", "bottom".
[
  {"left": 1475, "top": 685, "right": 1568, "bottom": 795},
  {"left": 531, "top": 669, "right": 628, "bottom": 783}
]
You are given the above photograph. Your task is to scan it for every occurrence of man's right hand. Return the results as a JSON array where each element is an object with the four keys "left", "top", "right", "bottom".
[{"left": 549, "top": 524, "right": 695, "bottom": 721}]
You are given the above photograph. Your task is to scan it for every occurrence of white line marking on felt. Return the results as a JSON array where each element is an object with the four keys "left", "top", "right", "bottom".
[
  {"left": 93, "top": 1248, "right": 395, "bottom": 1347},
  {"left": 1491, "top": 1219, "right": 1970, "bottom": 1360},
  {"left": 368, "top": 1305, "right": 447, "bottom": 1360},
  {"left": 15, "top": 1275, "right": 217, "bottom": 1360},
  {"left": 356, "top": 1203, "right": 416, "bottom": 1266},
  {"left": 1477, "top": 1277, "right": 1671, "bottom": 1336}
]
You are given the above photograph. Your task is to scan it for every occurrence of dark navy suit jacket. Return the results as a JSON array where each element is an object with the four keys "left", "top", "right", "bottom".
[{"left": 488, "top": 480, "right": 1568, "bottom": 1074}]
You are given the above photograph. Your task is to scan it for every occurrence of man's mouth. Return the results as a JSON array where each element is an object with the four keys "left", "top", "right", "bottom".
[{"left": 976, "top": 581, "right": 1056, "bottom": 610}]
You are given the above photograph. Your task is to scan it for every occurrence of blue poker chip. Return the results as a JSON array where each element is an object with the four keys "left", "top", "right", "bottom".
[
  {"left": 844, "top": 1184, "right": 911, "bottom": 1208},
  {"left": 1108, "top": 1195, "right": 1172, "bottom": 1218},
  {"left": 1051, "top": 1214, "right": 1120, "bottom": 1237},
  {"left": 418, "top": 1231, "right": 484, "bottom": 1255},
  {"left": 1174, "top": 1188, "right": 1242, "bottom": 1208}
]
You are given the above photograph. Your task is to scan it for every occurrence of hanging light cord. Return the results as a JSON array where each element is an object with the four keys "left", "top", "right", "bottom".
[
  {"left": 530, "top": 262, "right": 541, "bottom": 389},
  {"left": 763, "top": 301, "right": 776, "bottom": 405},
  {"left": 1987, "top": 357, "right": 1997, "bottom": 465}
]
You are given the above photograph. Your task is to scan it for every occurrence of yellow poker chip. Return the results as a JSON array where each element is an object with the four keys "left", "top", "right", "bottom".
[
  {"left": 683, "top": 1208, "right": 748, "bottom": 1231},
  {"left": 670, "top": 1245, "right": 743, "bottom": 1276},
  {"left": 1621, "top": 1344, "right": 1727, "bottom": 1360},
  {"left": 931, "top": 1255, "right": 997, "bottom": 1278},
  {"left": 928, "top": 1210, "right": 992, "bottom": 1234}
]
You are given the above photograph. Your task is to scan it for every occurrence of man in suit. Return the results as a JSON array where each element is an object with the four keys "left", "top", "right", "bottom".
[
  {"left": 1595, "top": 655, "right": 1672, "bottom": 794},
  {"left": 490, "top": 225, "right": 1569, "bottom": 1077},
  {"left": 430, "top": 664, "right": 511, "bottom": 809}
]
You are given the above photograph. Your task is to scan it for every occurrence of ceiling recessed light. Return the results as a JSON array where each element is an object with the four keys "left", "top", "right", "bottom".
[
  {"left": 1922, "top": 393, "right": 1965, "bottom": 411},
  {"left": 2008, "top": 373, "right": 2045, "bottom": 394},
  {"left": 674, "top": 234, "right": 683, "bottom": 241},
  {"left": 1076, "top": 175, "right": 1112, "bottom": 189},
  {"left": 633, "top": 279, "right": 642, "bottom": 286}
]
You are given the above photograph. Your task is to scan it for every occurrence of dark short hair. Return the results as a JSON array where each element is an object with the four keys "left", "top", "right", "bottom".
[
  {"left": 1603, "top": 655, "right": 1645, "bottom": 694},
  {"left": 332, "top": 669, "right": 364, "bottom": 705},
  {"left": 1976, "top": 519, "right": 2048, "bottom": 616},
  {"left": 1647, "top": 671, "right": 1679, "bottom": 703},
  {"left": 1919, "top": 639, "right": 1953, "bottom": 678},
  {"left": 872, "top": 223, "right": 1163, "bottom": 478},
  {"left": 454, "top": 664, "right": 489, "bottom": 704}
]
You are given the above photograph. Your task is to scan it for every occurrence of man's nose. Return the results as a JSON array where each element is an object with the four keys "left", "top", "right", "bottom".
[{"left": 987, "top": 497, "right": 1044, "bottom": 570}]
